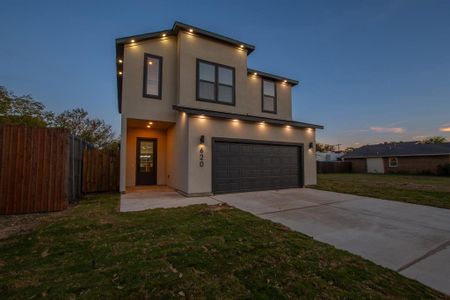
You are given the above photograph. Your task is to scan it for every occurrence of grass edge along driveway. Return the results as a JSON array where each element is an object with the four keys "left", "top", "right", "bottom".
[
  {"left": 0, "top": 193, "right": 446, "bottom": 299},
  {"left": 311, "top": 173, "right": 450, "bottom": 209}
]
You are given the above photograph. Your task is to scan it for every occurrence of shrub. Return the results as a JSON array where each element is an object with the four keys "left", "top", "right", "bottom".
[{"left": 437, "top": 164, "right": 450, "bottom": 176}]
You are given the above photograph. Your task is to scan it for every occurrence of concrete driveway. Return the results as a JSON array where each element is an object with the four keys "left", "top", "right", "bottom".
[{"left": 212, "top": 188, "right": 450, "bottom": 295}]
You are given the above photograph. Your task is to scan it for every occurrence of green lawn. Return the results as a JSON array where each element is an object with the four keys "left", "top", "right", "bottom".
[
  {"left": 312, "top": 173, "right": 450, "bottom": 209},
  {"left": 0, "top": 194, "right": 445, "bottom": 299}
]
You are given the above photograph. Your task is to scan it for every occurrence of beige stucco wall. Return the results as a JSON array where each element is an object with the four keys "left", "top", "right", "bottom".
[
  {"left": 177, "top": 31, "right": 293, "bottom": 120},
  {"left": 125, "top": 127, "right": 167, "bottom": 187},
  {"left": 186, "top": 116, "right": 317, "bottom": 194},
  {"left": 166, "top": 112, "right": 189, "bottom": 192},
  {"left": 121, "top": 36, "right": 177, "bottom": 122}
]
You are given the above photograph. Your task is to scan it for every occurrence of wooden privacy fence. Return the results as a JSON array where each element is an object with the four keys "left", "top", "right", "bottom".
[
  {"left": 0, "top": 126, "right": 70, "bottom": 214},
  {"left": 82, "top": 149, "right": 119, "bottom": 193},
  {"left": 317, "top": 161, "right": 352, "bottom": 173}
]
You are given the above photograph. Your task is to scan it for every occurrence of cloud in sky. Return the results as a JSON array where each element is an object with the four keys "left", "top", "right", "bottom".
[{"left": 370, "top": 127, "right": 405, "bottom": 134}]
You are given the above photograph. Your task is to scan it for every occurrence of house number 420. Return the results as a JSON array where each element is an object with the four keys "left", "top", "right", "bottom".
[{"left": 199, "top": 147, "right": 204, "bottom": 167}]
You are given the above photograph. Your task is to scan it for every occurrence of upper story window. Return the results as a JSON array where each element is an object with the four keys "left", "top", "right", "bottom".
[
  {"left": 143, "top": 53, "right": 163, "bottom": 99},
  {"left": 197, "top": 59, "right": 235, "bottom": 105},
  {"left": 262, "top": 79, "right": 277, "bottom": 113}
]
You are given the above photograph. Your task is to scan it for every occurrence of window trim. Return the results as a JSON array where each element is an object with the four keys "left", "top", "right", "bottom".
[
  {"left": 389, "top": 157, "right": 398, "bottom": 168},
  {"left": 261, "top": 78, "right": 277, "bottom": 114},
  {"left": 143, "top": 53, "right": 163, "bottom": 99},
  {"left": 196, "top": 59, "right": 235, "bottom": 106}
]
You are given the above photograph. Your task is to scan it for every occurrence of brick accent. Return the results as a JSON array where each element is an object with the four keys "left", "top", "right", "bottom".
[{"left": 383, "top": 155, "right": 450, "bottom": 175}]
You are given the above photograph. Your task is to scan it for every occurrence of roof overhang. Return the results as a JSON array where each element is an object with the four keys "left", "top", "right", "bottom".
[
  {"left": 247, "top": 68, "right": 299, "bottom": 86},
  {"left": 344, "top": 153, "right": 450, "bottom": 159},
  {"left": 173, "top": 105, "right": 324, "bottom": 129}
]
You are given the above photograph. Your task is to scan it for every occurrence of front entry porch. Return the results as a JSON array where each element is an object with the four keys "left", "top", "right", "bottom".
[{"left": 122, "top": 118, "right": 174, "bottom": 190}]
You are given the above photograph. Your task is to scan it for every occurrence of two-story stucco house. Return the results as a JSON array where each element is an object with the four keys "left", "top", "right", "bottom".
[{"left": 116, "top": 21, "right": 323, "bottom": 196}]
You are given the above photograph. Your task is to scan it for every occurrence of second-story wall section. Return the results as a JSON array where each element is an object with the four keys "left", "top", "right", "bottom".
[
  {"left": 177, "top": 31, "right": 293, "bottom": 120},
  {"left": 121, "top": 36, "right": 177, "bottom": 122}
]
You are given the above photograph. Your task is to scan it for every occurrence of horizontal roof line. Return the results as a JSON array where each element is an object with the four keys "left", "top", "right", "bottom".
[
  {"left": 115, "top": 21, "right": 255, "bottom": 54},
  {"left": 173, "top": 105, "right": 323, "bottom": 129},
  {"left": 344, "top": 153, "right": 450, "bottom": 158},
  {"left": 247, "top": 68, "right": 299, "bottom": 85}
]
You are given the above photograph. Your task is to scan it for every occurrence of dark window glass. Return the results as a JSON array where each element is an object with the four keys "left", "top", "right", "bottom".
[
  {"left": 197, "top": 59, "right": 235, "bottom": 105},
  {"left": 144, "top": 54, "right": 162, "bottom": 98},
  {"left": 262, "top": 79, "right": 276, "bottom": 113}
]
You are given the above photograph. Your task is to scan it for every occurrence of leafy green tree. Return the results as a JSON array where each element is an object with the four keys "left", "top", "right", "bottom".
[
  {"left": 53, "top": 108, "right": 116, "bottom": 148},
  {"left": 316, "top": 143, "right": 335, "bottom": 152},
  {"left": 1, "top": 86, "right": 116, "bottom": 148},
  {"left": 421, "top": 136, "right": 447, "bottom": 144},
  {"left": 0, "top": 86, "right": 54, "bottom": 127}
]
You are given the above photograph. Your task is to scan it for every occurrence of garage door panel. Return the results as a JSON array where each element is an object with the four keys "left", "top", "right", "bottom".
[{"left": 213, "top": 140, "right": 302, "bottom": 193}]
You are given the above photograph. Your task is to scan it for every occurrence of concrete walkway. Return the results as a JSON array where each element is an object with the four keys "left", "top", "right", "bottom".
[
  {"left": 120, "top": 187, "right": 450, "bottom": 294},
  {"left": 120, "top": 186, "right": 220, "bottom": 212}
]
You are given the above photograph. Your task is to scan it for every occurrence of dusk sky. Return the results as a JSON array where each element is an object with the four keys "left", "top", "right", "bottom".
[{"left": 1, "top": 0, "right": 449, "bottom": 148}]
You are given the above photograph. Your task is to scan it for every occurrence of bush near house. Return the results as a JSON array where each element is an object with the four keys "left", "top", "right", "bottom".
[
  {"left": 437, "top": 164, "right": 450, "bottom": 176},
  {"left": 0, "top": 193, "right": 445, "bottom": 299}
]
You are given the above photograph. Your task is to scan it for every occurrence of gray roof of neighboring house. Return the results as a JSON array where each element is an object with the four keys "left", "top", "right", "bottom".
[{"left": 343, "top": 142, "right": 450, "bottom": 158}]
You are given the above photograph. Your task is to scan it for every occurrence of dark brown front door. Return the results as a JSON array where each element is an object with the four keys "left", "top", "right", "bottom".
[{"left": 136, "top": 138, "right": 157, "bottom": 185}]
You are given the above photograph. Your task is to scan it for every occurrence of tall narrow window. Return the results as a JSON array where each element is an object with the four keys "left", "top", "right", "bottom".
[
  {"left": 143, "top": 53, "right": 162, "bottom": 99},
  {"left": 262, "top": 79, "right": 276, "bottom": 113},
  {"left": 197, "top": 59, "right": 235, "bottom": 105}
]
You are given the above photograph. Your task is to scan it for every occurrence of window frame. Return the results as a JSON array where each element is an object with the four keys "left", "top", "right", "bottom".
[
  {"left": 143, "top": 53, "right": 163, "bottom": 99},
  {"left": 196, "top": 59, "right": 236, "bottom": 106},
  {"left": 261, "top": 78, "right": 277, "bottom": 114},
  {"left": 389, "top": 157, "right": 398, "bottom": 168}
]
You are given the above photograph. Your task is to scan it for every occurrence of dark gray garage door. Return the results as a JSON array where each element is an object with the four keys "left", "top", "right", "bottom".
[{"left": 212, "top": 139, "right": 303, "bottom": 194}]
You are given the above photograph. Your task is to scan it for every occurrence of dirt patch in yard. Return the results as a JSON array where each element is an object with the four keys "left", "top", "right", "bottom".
[{"left": 0, "top": 214, "right": 45, "bottom": 240}]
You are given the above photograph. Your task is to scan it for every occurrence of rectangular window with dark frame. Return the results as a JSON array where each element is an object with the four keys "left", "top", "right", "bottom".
[
  {"left": 143, "top": 53, "right": 162, "bottom": 99},
  {"left": 197, "top": 59, "right": 235, "bottom": 105},
  {"left": 262, "top": 79, "right": 277, "bottom": 113}
]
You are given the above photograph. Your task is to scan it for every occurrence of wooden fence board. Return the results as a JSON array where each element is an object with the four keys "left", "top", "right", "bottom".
[
  {"left": 317, "top": 161, "right": 352, "bottom": 174},
  {"left": 82, "top": 149, "right": 119, "bottom": 193},
  {"left": 0, "top": 126, "right": 70, "bottom": 214}
]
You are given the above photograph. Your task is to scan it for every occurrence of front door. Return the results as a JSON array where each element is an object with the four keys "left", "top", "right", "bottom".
[{"left": 136, "top": 138, "right": 157, "bottom": 185}]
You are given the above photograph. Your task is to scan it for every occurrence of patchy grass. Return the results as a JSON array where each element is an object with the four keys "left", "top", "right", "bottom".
[
  {"left": 0, "top": 193, "right": 445, "bottom": 299},
  {"left": 312, "top": 173, "right": 450, "bottom": 209}
]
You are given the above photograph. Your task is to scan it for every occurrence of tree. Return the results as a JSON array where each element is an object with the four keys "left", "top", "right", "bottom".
[
  {"left": 1, "top": 86, "right": 116, "bottom": 148},
  {"left": 344, "top": 147, "right": 355, "bottom": 153},
  {"left": 0, "top": 86, "right": 54, "bottom": 127},
  {"left": 316, "top": 143, "right": 335, "bottom": 152},
  {"left": 53, "top": 108, "right": 116, "bottom": 148},
  {"left": 421, "top": 136, "right": 447, "bottom": 144}
]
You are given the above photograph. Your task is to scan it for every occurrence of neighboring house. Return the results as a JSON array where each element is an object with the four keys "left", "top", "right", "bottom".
[
  {"left": 116, "top": 21, "right": 323, "bottom": 196},
  {"left": 343, "top": 142, "right": 450, "bottom": 174},
  {"left": 316, "top": 151, "right": 344, "bottom": 162}
]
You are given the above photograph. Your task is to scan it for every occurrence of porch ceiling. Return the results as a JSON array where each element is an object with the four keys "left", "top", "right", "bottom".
[{"left": 127, "top": 118, "right": 174, "bottom": 130}]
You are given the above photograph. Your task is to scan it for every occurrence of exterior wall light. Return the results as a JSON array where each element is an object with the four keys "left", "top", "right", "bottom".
[
  {"left": 148, "top": 122, "right": 153, "bottom": 125},
  {"left": 118, "top": 59, "right": 123, "bottom": 64},
  {"left": 240, "top": 45, "right": 244, "bottom": 48},
  {"left": 130, "top": 39, "right": 135, "bottom": 43},
  {"left": 146, "top": 125, "right": 151, "bottom": 128},
  {"left": 200, "top": 135, "right": 205, "bottom": 144},
  {"left": 189, "top": 28, "right": 194, "bottom": 33},
  {"left": 162, "top": 33, "right": 167, "bottom": 37},
  {"left": 118, "top": 71, "right": 123, "bottom": 75},
  {"left": 254, "top": 72, "right": 258, "bottom": 76},
  {"left": 309, "top": 142, "right": 314, "bottom": 150}
]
